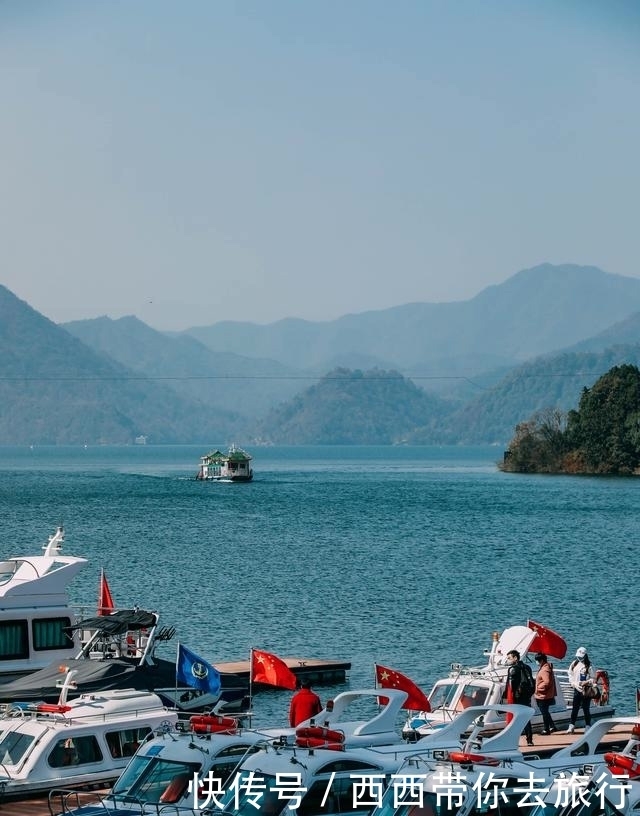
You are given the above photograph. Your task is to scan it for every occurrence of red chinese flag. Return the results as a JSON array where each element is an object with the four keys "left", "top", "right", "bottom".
[
  {"left": 527, "top": 620, "right": 567, "bottom": 660},
  {"left": 98, "top": 568, "right": 115, "bottom": 616},
  {"left": 251, "top": 648, "right": 297, "bottom": 690},
  {"left": 375, "top": 663, "right": 431, "bottom": 712},
  {"left": 505, "top": 676, "right": 514, "bottom": 723}
]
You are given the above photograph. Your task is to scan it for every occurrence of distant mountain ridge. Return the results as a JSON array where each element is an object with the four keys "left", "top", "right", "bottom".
[
  {"left": 3, "top": 262, "right": 640, "bottom": 445},
  {"left": 63, "top": 315, "right": 305, "bottom": 422},
  {"left": 182, "top": 263, "right": 640, "bottom": 375},
  {"left": 0, "top": 286, "right": 241, "bottom": 444}
]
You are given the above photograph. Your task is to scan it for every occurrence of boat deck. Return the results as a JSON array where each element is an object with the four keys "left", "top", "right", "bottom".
[
  {"left": 5, "top": 726, "right": 633, "bottom": 816},
  {"left": 215, "top": 656, "right": 351, "bottom": 685}
]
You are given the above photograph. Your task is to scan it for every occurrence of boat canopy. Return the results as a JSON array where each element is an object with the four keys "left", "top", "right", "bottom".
[{"left": 68, "top": 609, "right": 157, "bottom": 635}]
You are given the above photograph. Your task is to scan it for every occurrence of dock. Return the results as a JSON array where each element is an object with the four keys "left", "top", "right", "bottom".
[
  {"left": 214, "top": 656, "right": 351, "bottom": 685},
  {"left": 520, "top": 721, "right": 632, "bottom": 758}
]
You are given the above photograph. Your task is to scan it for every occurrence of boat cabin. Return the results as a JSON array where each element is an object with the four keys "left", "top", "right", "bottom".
[
  {"left": 0, "top": 527, "right": 83, "bottom": 683},
  {"left": 196, "top": 444, "right": 253, "bottom": 482},
  {"left": 0, "top": 681, "right": 177, "bottom": 798}
]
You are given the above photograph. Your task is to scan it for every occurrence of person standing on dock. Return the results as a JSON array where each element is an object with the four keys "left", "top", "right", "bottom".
[
  {"left": 289, "top": 680, "right": 322, "bottom": 726},
  {"left": 534, "top": 652, "right": 557, "bottom": 734},
  {"left": 506, "top": 649, "right": 535, "bottom": 746},
  {"left": 567, "top": 646, "right": 594, "bottom": 733}
]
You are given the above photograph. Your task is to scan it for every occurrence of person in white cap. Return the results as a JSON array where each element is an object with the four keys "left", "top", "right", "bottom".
[{"left": 567, "top": 646, "right": 595, "bottom": 733}]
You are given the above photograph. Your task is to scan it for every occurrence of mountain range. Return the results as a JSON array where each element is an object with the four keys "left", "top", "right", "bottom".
[{"left": 2, "top": 262, "right": 640, "bottom": 445}]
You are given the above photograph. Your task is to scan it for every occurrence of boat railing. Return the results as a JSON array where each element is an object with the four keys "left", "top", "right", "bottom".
[{"left": 47, "top": 788, "right": 114, "bottom": 815}]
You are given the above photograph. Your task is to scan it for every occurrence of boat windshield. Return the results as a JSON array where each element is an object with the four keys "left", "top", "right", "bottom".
[
  {"left": 0, "top": 731, "right": 36, "bottom": 765},
  {"left": 529, "top": 792, "right": 627, "bottom": 816},
  {"left": 457, "top": 684, "right": 489, "bottom": 710},
  {"left": 111, "top": 754, "right": 200, "bottom": 805},
  {"left": 373, "top": 790, "right": 460, "bottom": 816},
  {"left": 428, "top": 683, "right": 459, "bottom": 710}
]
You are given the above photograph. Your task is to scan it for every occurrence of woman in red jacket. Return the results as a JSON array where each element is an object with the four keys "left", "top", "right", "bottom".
[{"left": 534, "top": 652, "right": 557, "bottom": 735}]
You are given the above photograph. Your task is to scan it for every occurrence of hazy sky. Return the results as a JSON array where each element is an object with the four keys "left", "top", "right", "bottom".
[{"left": 1, "top": 1, "right": 639, "bottom": 331}]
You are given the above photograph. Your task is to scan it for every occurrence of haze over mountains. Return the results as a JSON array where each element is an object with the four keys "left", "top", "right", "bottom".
[{"left": 3, "top": 263, "right": 640, "bottom": 446}]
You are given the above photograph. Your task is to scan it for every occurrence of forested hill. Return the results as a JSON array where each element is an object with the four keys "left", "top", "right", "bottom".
[
  {"left": 257, "top": 368, "right": 450, "bottom": 444},
  {"left": 0, "top": 285, "right": 240, "bottom": 444}
]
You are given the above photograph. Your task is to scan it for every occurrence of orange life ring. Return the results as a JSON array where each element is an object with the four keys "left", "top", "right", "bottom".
[
  {"left": 448, "top": 751, "right": 500, "bottom": 767},
  {"left": 295, "top": 736, "right": 345, "bottom": 751},
  {"left": 189, "top": 715, "right": 238, "bottom": 734},
  {"left": 295, "top": 726, "right": 345, "bottom": 743},
  {"left": 36, "top": 703, "right": 72, "bottom": 714},
  {"left": 604, "top": 753, "right": 640, "bottom": 779}
]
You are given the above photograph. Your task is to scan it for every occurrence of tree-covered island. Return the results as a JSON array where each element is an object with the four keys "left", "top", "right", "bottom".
[{"left": 500, "top": 364, "right": 640, "bottom": 475}]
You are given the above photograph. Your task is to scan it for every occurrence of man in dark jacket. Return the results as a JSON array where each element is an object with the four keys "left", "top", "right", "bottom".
[
  {"left": 506, "top": 649, "right": 534, "bottom": 745},
  {"left": 289, "top": 680, "right": 322, "bottom": 727}
]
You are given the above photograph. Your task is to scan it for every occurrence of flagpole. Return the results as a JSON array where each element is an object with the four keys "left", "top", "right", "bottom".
[
  {"left": 248, "top": 647, "right": 254, "bottom": 727},
  {"left": 174, "top": 641, "right": 180, "bottom": 709}
]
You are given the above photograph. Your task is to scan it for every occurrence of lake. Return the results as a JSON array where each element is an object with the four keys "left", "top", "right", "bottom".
[{"left": 0, "top": 444, "right": 637, "bottom": 725}]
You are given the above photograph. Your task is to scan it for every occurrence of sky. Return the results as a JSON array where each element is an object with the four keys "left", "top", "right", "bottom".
[{"left": 1, "top": 1, "right": 639, "bottom": 331}]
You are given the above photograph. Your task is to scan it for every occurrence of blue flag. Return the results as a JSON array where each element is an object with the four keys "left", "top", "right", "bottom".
[{"left": 176, "top": 644, "right": 221, "bottom": 696}]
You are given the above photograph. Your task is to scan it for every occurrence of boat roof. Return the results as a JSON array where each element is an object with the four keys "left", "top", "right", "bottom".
[
  {"left": 0, "top": 689, "right": 172, "bottom": 735},
  {"left": 0, "top": 527, "right": 87, "bottom": 609}
]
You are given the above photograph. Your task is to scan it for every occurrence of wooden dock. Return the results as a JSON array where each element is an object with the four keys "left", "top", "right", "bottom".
[{"left": 214, "top": 656, "right": 351, "bottom": 685}]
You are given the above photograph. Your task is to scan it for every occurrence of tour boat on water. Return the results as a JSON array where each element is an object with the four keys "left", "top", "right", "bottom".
[
  {"left": 0, "top": 669, "right": 178, "bottom": 798},
  {"left": 195, "top": 444, "right": 253, "bottom": 482},
  {"left": 403, "top": 621, "right": 615, "bottom": 739},
  {"left": 0, "top": 526, "right": 84, "bottom": 683}
]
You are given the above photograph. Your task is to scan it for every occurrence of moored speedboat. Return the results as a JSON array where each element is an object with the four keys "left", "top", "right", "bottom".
[
  {"left": 403, "top": 622, "right": 615, "bottom": 739},
  {"left": 0, "top": 669, "right": 178, "bottom": 798},
  {"left": 371, "top": 715, "right": 640, "bottom": 816},
  {"left": 0, "top": 608, "right": 249, "bottom": 714},
  {"left": 217, "top": 698, "right": 542, "bottom": 816},
  {"left": 55, "top": 692, "right": 534, "bottom": 816}
]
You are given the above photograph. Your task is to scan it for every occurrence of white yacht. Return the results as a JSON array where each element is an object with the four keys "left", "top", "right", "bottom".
[{"left": 0, "top": 526, "right": 84, "bottom": 682}]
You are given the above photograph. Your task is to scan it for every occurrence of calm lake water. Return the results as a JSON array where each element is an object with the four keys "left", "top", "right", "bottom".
[{"left": 1, "top": 444, "right": 637, "bottom": 725}]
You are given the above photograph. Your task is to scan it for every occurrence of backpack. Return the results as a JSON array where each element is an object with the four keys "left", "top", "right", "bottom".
[{"left": 520, "top": 662, "right": 535, "bottom": 697}]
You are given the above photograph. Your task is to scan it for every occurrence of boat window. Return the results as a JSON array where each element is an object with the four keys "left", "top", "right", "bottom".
[
  {"left": 32, "top": 617, "right": 74, "bottom": 651},
  {"left": 298, "top": 774, "right": 386, "bottom": 816},
  {"left": 48, "top": 735, "right": 104, "bottom": 768},
  {"left": 0, "top": 731, "right": 35, "bottom": 765},
  {"left": 458, "top": 684, "right": 489, "bottom": 710},
  {"left": 0, "top": 560, "right": 18, "bottom": 586},
  {"left": 317, "top": 760, "right": 383, "bottom": 774},
  {"left": 105, "top": 726, "right": 152, "bottom": 758},
  {"left": 374, "top": 788, "right": 459, "bottom": 816},
  {"left": 428, "top": 683, "right": 458, "bottom": 710},
  {"left": 0, "top": 620, "right": 29, "bottom": 660},
  {"left": 222, "top": 773, "right": 284, "bottom": 816},
  {"left": 211, "top": 744, "right": 263, "bottom": 789},
  {"left": 112, "top": 755, "right": 200, "bottom": 805}
]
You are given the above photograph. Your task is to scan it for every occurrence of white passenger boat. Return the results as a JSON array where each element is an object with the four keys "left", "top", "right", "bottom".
[
  {"left": 403, "top": 623, "right": 615, "bottom": 739},
  {"left": 0, "top": 669, "right": 178, "bottom": 798},
  {"left": 0, "top": 526, "right": 84, "bottom": 683},
  {"left": 195, "top": 444, "right": 253, "bottom": 482}
]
